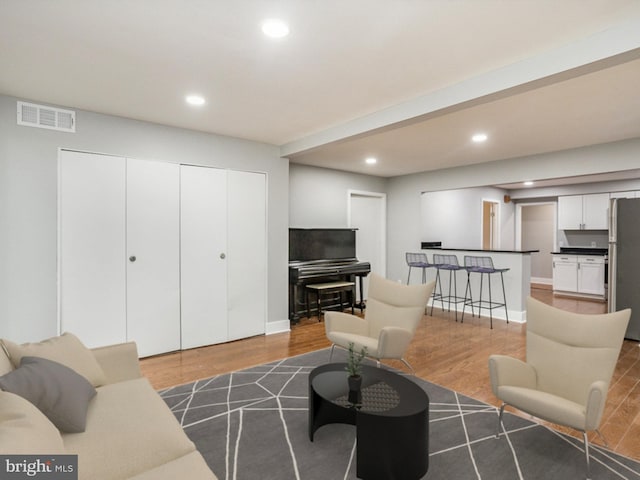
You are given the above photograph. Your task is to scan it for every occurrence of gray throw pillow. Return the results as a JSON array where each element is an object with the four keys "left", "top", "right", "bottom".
[{"left": 0, "top": 356, "right": 96, "bottom": 433}]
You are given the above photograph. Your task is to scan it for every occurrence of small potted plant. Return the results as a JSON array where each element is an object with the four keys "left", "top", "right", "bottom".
[{"left": 346, "top": 342, "right": 368, "bottom": 404}]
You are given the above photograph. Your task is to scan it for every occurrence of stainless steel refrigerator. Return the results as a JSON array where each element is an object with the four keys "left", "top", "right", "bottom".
[{"left": 608, "top": 197, "right": 640, "bottom": 341}]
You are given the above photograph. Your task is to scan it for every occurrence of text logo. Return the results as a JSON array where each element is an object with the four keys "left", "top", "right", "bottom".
[{"left": 0, "top": 456, "right": 77, "bottom": 479}]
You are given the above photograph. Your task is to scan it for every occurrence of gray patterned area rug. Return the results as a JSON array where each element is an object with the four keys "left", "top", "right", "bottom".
[{"left": 160, "top": 349, "right": 640, "bottom": 480}]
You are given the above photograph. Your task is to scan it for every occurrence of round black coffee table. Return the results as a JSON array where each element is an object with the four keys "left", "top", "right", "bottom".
[{"left": 308, "top": 363, "right": 429, "bottom": 480}]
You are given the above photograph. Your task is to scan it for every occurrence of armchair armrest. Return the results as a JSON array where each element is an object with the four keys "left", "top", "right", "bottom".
[
  {"left": 488, "top": 355, "right": 537, "bottom": 398},
  {"left": 377, "top": 327, "right": 413, "bottom": 359},
  {"left": 325, "top": 311, "right": 368, "bottom": 336},
  {"left": 91, "top": 342, "right": 142, "bottom": 384},
  {"left": 585, "top": 380, "right": 609, "bottom": 431}
]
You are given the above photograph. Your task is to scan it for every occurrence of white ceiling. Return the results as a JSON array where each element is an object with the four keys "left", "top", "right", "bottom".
[{"left": 1, "top": 0, "right": 640, "bottom": 179}]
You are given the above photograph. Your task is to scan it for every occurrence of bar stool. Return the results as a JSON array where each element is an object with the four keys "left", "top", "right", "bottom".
[
  {"left": 405, "top": 252, "right": 433, "bottom": 285},
  {"left": 430, "top": 254, "right": 465, "bottom": 321},
  {"left": 462, "top": 256, "right": 509, "bottom": 329},
  {"left": 405, "top": 252, "right": 437, "bottom": 313}
]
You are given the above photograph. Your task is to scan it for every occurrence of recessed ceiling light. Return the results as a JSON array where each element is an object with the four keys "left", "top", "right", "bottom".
[
  {"left": 185, "top": 95, "right": 205, "bottom": 106},
  {"left": 261, "top": 19, "right": 289, "bottom": 38},
  {"left": 365, "top": 157, "right": 377, "bottom": 165},
  {"left": 524, "top": 181, "right": 534, "bottom": 186},
  {"left": 472, "top": 133, "right": 488, "bottom": 143}
]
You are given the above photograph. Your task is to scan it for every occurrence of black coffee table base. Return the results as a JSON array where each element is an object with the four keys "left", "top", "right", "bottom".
[{"left": 309, "top": 363, "right": 429, "bottom": 480}]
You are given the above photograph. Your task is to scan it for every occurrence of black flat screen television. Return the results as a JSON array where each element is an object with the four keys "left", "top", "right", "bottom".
[{"left": 289, "top": 228, "right": 356, "bottom": 262}]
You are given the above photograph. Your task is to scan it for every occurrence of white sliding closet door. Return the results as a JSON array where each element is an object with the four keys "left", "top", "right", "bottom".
[
  {"left": 181, "top": 167, "right": 266, "bottom": 346},
  {"left": 180, "top": 165, "right": 228, "bottom": 349},
  {"left": 61, "top": 153, "right": 266, "bottom": 354},
  {"left": 59, "top": 151, "right": 127, "bottom": 348},
  {"left": 126, "top": 159, "right": 181, "bottom": 357},
  {"left": 228, "top": 170, "right": 266, "bottom": 340}
]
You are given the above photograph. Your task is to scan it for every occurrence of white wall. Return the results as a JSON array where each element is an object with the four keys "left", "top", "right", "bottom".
[
  {"left": 288, "top": 140, "right": 640, "bottom": 291},
  {"left": 420, "top": 187, "right": 514, "bottom": 250},
  {"left": 0, "top": 94, "right": 289, "bottom": 343},
  {"left": 289, "top": 164, "right": 387, "bottom": 227},
  {"left": 386, "top": 138, "right": 640, "bottom": 285}
]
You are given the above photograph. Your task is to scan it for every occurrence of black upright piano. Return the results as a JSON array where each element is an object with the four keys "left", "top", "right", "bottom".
[{"left": 289, "top": 228, "right": 371, "bottom": 323}]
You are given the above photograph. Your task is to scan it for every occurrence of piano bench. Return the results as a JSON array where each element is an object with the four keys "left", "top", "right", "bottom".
[{"left": 306, "top": 281, "right": 356, "bottom": 321}]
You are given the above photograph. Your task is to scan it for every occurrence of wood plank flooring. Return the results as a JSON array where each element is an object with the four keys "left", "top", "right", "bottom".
[{"left": 140, "top": 287, "right": 640, "bottom": 462}]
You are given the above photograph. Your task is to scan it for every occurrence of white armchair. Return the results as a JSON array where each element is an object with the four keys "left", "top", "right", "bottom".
[
  {"left": 325, "top": 273, "right": 435, "bottom": 373},
  {"left": 489, "top": 297, "right": 631, "bottom": 479}
]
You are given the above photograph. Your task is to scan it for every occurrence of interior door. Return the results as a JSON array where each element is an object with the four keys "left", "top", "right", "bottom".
[
  {"left": 59, "top": 151, "right": 127, "bottom": 348},
  {"left": 227, "top": 170, "right": 266, "bottom": 340},
  {"left": 349, "top": 192, "right": 386, "bottom": 299},
  {"left": 482, "top": 201, "right": 498, "bottom": 249},
  {"left": 180, "top": 165, "right": 229, "bottom": 348},
  {"left": 126, "top": 159, "right": 180, "bottom": 357}
]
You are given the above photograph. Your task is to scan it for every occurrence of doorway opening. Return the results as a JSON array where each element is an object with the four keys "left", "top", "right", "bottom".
[
  {"left": 516, "top": 202, "right": 557, "bottom": 286},
  {"left": 482, "top": 200, "right": 499, "bottom": 250},
  {"left": 348, "top": 190, "right": 386, "bottom": 300}
]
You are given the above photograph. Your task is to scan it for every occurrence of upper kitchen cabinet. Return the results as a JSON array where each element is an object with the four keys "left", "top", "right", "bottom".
[
  {"left": 557, "top": 193, "right": 609, "bottom": 230},
  {"left": 610, "top": 191, "right": 639, "bottom": 199}
]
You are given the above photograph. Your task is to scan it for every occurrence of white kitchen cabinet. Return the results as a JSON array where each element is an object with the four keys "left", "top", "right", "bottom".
[
  {"left": 610, "top": 191, "right": 638, "bottom": 199},
  {"left": 552, "top": 256, "right": 578, "bottom": 292},
  {"left": 557, "top": 196, "right": 583, "bottom": 230},
  {"left": 582, "top": 194, "right": 609, "bottom": 229},
  {"left": 557, "top": 193, "right": 609, "bottom": 230},
  {"left": 552, "top": 254, "right": 605, "bottom": 298},
  {"left": 577, "top": 256, "right": 605, "bottom": 296}
]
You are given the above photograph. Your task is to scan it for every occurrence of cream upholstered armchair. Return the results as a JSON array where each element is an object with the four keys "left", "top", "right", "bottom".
[
  {"left": 325, "top": 273, "right": 435, "bottom": 373},
  {"left": 489, "top": 297, "right": 631, "bottom": 479}
]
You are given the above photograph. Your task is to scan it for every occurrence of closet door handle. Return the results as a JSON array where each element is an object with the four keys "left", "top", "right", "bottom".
[
  {"left": 220, "top": 253, "right": 226, "bottom": 259},
  {"left": 129, "top": 256, "right": 137, "bottom": 262}
]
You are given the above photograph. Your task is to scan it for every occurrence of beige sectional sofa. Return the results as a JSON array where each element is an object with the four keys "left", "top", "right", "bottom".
[{"left": 0, "top": 333, "right": 217, "bottom": 480}]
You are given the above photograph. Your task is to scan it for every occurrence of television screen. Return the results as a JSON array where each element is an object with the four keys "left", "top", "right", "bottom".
[{"left": 289, "top": 228, "right": 356, "bottom": 262}]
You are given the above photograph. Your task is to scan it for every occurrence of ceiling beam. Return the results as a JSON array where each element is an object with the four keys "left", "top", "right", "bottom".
[{"left": 280, "top": 19, "right": 640, "bottom": 158}]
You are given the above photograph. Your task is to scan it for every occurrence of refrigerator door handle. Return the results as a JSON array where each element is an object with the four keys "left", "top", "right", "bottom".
[
  {"left": 608, "top": 243, "right": 616, "bottom": 313},
  {"left": 609, "top": 198, "right": 618, "bottom": 243}
]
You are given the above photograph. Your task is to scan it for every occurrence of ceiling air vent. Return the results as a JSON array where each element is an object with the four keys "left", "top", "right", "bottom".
[{"left": 17, "top": 101, "right": 76, "bottom": 133}]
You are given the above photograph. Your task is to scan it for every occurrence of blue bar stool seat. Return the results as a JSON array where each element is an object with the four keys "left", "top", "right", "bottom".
[
  {"left": 462, "top": 255, "right": 509, "bottom": 329},
  {"left": 430, "top": 254, "right": 465, "bottom": 321}
]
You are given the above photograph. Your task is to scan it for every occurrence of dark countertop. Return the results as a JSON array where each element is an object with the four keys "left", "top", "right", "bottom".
[
  {"left": 421, "top": 247, "right": 539, "bottom": 254},
  {"left": 551, "top": 247, "right": 608, "bottom": 256}
]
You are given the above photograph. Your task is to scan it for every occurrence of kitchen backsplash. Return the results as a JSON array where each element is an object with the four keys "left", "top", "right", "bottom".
[{"left": 558, "top": 230, "right": 609, "bottom": 249}]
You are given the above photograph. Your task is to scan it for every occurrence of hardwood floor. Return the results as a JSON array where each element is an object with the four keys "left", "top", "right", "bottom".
[{"left": 140, "top": 287, "right": 640, "bottom": 462}]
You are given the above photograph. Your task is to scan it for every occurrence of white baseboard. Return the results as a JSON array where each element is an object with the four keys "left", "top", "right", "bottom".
[
  {"left": 531, "top": 277, "right": 552, "bottom": 285},
  {"left": 265, "top": 319, "right": 290, "bottom": 335}
]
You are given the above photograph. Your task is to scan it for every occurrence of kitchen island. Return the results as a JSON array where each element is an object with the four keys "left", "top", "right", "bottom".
[{"left": 418, "top": 247, "right": 539, "bottom": 323}]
